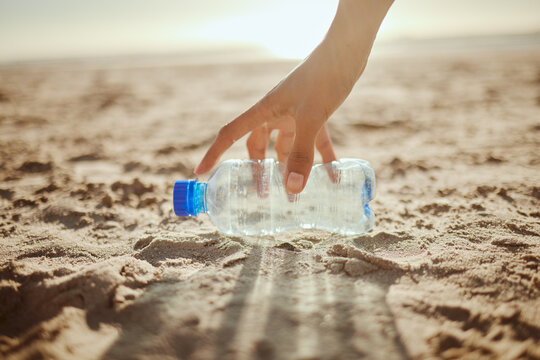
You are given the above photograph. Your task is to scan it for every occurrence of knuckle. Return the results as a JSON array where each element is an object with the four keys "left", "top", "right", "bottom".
[
  {"left": 218, "top": 125, "right": 229, "bottom": 137},
  {"left": 275, "top": 135, "right": 292, "bottom": 148},
  {"left": 257, "top": 98, "right": 272, "bottom": 114},
  {"left": 317, "top": 137, "right": 331, "bottom": 150},
  {"left": 247, "top": 135, "right": 265, "bottom": 152},
  {"left": 258, "top": 96, "right": 288, "bottom": 119},
  {"left": 255, "top": 99, "right": 275, "bottom": 119},
  {"left": 218, "top": 124, "right": 234, "bottom": 144},
  {"left": 288, "top": 151, "right": 311, "bottom": 164}
]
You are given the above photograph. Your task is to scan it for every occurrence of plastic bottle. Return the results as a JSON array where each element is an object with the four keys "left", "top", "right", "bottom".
[{"left": 173, "top": 158, "right": 376, "bottom": 236}]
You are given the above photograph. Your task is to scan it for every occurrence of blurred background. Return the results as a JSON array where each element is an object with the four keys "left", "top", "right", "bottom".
[{"left": 1, "top": 0, "right": 540, "bottom": 64}]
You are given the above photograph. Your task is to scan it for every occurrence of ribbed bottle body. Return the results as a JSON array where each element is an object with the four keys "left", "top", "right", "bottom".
[{"left": 204, "top": 159, "right": 375, "bottom": 236}]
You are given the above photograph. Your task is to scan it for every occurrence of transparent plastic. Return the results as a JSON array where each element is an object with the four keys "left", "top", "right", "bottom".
[{"left": 173, "top": 158, "right": 376, "bottom": 236}]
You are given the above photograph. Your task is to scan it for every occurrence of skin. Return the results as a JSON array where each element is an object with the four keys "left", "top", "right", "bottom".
[{"left": 195, "top": 0, "right": 394, "bottom": 194}]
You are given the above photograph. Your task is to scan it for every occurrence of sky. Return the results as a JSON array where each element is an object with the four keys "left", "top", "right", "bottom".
[{"left": 0, "top": 0, "right": 539, "bottom": 62}]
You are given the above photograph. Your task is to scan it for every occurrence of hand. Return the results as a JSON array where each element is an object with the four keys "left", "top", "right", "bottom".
[
  {"left": 194, "top": 0, "right": 393, "bottom": 194},
  {"left": 194, "top": 42, "right": 343, "bottom": 194}
]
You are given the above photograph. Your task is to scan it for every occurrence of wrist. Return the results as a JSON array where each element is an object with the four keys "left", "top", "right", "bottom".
[{"left": 323, "top": 0, "right": 393, "bottom": 78}]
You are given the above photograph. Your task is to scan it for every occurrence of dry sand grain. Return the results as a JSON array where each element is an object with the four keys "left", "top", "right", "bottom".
[{"left": 0, "top": 49, "right": 539, "bottom": 359}]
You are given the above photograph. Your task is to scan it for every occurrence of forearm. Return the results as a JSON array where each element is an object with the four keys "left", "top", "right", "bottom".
[{"left": 323, "top": 0, "right": 394, "bottom": 81}]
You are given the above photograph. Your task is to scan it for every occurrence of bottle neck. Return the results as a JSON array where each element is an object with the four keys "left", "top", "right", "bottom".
[{"left": 192, "top": 182, "right": 207, "bottom": 215}]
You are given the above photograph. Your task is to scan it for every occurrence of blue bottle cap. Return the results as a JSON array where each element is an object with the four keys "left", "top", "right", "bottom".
[{"left": 173, "top": 180, "right": 206, "bottom": 216}]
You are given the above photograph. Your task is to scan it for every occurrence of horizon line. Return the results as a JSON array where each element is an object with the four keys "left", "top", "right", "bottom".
[{"left": 1, "top": 30, "right": 539, "bottom": 67}]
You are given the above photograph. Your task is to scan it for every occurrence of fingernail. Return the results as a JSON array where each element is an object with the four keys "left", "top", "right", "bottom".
[
  {"left": 287, "top": 172, "right": 304, "bottom": 194},
  {"left": 194, "top": 165, "right": 201, "bottom": 175}
]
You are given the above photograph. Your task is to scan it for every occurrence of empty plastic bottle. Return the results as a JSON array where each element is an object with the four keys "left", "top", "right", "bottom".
[{"left": 173, "top": 158, "right": 376, "bottom": 236}]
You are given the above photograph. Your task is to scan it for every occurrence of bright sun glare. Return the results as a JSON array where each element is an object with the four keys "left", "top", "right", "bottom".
[{"left": 191, "top": 0, "right": 338, "bottom": 59}]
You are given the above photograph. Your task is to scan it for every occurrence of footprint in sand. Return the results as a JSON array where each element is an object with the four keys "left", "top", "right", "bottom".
[
  {"left": 42, "top": 203, "right": 92, "bottom": 229},
  {"left": 17, "top": 161, "right": 52, "bottom": 173}
]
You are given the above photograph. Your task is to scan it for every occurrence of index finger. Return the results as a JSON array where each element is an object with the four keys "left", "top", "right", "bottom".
[{"left": 194, "top": 103, "right": 268, "bottom": 175}]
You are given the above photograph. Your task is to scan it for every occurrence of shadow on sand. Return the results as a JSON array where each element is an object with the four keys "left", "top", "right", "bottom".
[{"left": 102, "top": 240, "right": 409, "bottom": 360}]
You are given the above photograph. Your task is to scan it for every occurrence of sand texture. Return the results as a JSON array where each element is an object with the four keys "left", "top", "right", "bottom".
[{"left": 0, "top": 49, "right": 539, "bottom": 359}]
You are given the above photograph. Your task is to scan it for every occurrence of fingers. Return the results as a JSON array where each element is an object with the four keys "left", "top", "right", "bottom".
[
  {"left": 246, "top": 125, "right": 269, "bottom": 160},
  {"left": 194, "top": 104, "right": 267, "bottom": 175},
  {"left": 315, "top": 124, "right": 337, "bottom": 164},
  {"left": 285, "top": 125, "right": 317, "bottom": 194},
  {"left": 246, "top": 125, "right": 270, "bottom": 198},
  {"left": 316, "top": 124, "right": 338, "bottom": 183},
  {"left": 274, "top": 126, "right": 295, "bottom": 163}
]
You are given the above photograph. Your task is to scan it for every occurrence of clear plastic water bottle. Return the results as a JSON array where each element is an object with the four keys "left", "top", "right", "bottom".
[{"left": 173, "top": 158, "right": 375, "bottom": 236}]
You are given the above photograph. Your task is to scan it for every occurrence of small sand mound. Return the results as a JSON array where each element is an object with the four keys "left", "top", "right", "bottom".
[
  {"left": 17, "top": 161, "right": 52, "bottom": 173},
  {"left": 42, "top": 204, "right": 92, "bottom": 229}
]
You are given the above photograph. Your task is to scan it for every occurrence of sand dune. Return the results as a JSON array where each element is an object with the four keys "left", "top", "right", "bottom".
[{"left": 0, "top": 49, "right": 539, "bottom": 359}]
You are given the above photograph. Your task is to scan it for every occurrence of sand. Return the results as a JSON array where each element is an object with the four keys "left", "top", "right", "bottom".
[{"left": 0, "top": 48, "right": 539, "bottom": 360}]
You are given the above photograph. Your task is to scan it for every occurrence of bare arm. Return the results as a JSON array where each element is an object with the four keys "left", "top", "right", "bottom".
[{"left": 195, "top": 0, "right": 394, "bottom": 193}]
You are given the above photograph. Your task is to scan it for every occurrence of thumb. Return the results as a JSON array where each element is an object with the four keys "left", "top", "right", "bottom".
[{"left": 285, "top": 130, "right": 316, "bottom": 194}]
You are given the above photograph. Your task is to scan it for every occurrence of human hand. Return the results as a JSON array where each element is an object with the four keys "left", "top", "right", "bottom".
[{"left": 194, "top": 0, "right": 393, "bottom": 194}]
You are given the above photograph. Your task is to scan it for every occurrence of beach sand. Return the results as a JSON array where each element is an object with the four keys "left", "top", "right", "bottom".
[{"left": 0, "top": 48, "right": 539, "bottom": 359}]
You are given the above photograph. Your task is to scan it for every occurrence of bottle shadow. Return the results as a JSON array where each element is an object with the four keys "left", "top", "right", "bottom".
[
  {"left": 212, "top": 246, "right": 410, "bottom": 360},
  {"left": 212, "top": 245, "right": 264, "bottom": 358},
  {"left": 101, "top": 241, "right": 410, "bottom": 360}
]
